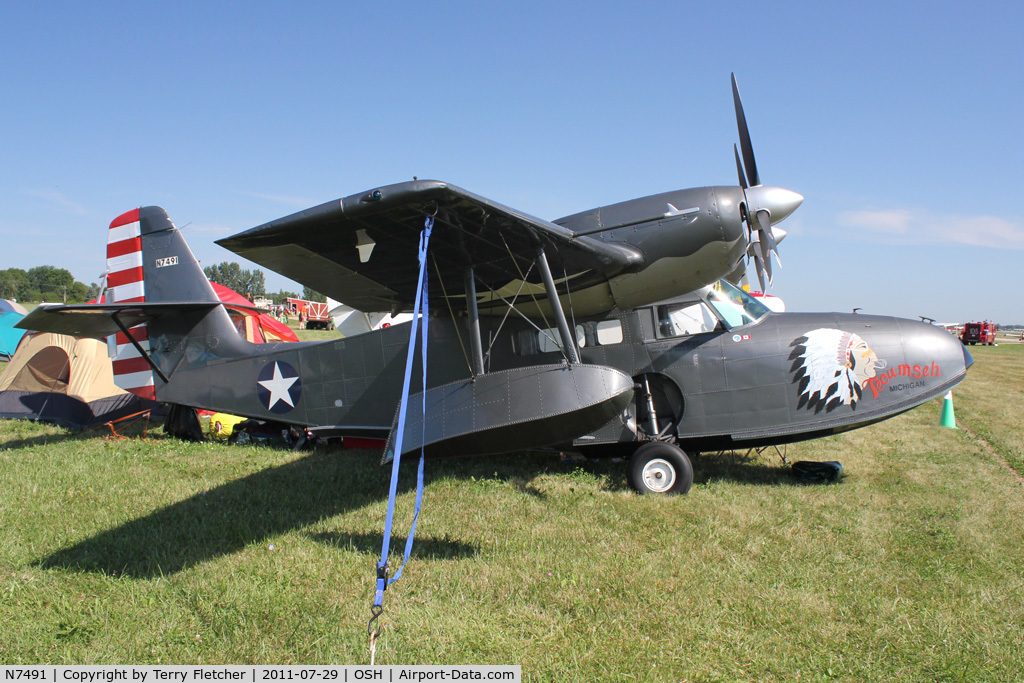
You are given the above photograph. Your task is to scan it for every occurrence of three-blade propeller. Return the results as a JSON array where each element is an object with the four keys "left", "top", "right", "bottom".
[{"left": 731, "top": 73, "right": 803, "bottom": 293}]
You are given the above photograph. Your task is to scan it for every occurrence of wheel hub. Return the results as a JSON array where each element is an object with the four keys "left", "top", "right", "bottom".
[{"left": 642, "top": 458, "right": 676, "bottom": 493}]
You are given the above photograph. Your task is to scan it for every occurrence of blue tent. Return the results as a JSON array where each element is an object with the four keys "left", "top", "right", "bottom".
[
  {"left": 0, "top": 299, "right": 28, "bottom": 315},
  {"left": 0, "top": 312, "right": 26, "bottom": 360}
]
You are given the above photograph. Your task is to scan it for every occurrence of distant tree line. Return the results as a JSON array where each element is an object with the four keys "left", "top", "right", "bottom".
[
  {"left": 269, "top": 290, "right": 300, "bottom": 305},
  {"left": 201, "top": 262, "right": 324, "bottom": 304},
  {"left": 0, "top": 261, "right": 327, "bottom": 306},
  {"left": 302, "top": 287, "right": 326, "bottom": 303},
  {"left": 203, "top": 262, "right": 266, "bottom": 300},
  {"left": 0, "top": 266, "right": 99, "bottom": 303}
]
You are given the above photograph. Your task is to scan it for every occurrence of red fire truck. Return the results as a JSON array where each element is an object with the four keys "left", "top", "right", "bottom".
[
  {"left": 961, "top": 321, "right": 997, "bottom": 346},
  {"left": 284, "top": 297, "right": 331, "bottom": 330}
]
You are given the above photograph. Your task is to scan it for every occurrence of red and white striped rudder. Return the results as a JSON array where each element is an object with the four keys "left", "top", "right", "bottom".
[{"left": 106, "top": 209, "right": 155, "bottom": 400}]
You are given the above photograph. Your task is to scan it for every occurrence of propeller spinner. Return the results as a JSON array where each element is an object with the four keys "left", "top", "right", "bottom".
[{"left": 731, "top": 73, "right": 803, "bottom": 293}]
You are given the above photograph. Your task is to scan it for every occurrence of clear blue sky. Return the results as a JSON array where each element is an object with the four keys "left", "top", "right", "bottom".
[{"left": 3, "top": 1, "right": 1022, "bottom": 323}]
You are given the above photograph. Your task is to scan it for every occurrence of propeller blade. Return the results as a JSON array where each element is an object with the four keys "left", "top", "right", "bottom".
[
  {"left": 759, "top": 236, "right": 773, "bottom": 284},
  {"left": 756, "top": 209, "right": 777, "bottom": 255},
  {"left": 737, "top": 145, "right": 753, "bottom": 248},
  {"left": 731, "top": 73, "right": 760, "bottom": 187},
  {"left": 730, "top": 76, "right": 797, "bottom": 292},
  {"left": 770, "top": 227, "right": 786, "bottom": 262},
  {"left": 734, "top": 144, "right": 748, "bottom": 190},
  {"left": 752, "top": 252, "right": 767, "bottom": 293}
]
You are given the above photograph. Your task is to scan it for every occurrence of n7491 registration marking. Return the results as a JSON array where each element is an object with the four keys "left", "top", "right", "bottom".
[{"left": 155, "top": 256, "right": 178, "bottom": 268}]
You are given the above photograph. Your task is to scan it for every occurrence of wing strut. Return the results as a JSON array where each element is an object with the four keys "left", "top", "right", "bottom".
[
  {"left": 464, "top": 266, "right": 485, "bottom": 376},
  {"left": 110, "top": 311, "right": 169, "bottom": 384},
  {"left": 535, "top": 246, "right": 580, "bottom": 364}
]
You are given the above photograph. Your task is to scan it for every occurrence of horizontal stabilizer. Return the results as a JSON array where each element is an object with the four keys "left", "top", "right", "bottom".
[
  {"left": 17, "top": 302, "right": 221, "bottom": 339},
  {"left": 383, "top": 364, "right": 634, "bottom": 461}
]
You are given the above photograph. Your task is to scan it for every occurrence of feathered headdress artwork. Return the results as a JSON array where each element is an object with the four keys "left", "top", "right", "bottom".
[{"left": 789, "top": 328, "right": 881, "bottom": 413}]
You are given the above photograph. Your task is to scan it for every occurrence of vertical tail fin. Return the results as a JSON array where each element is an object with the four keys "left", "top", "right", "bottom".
[{"left": 105, "top": 207, "right": 234, "bottom": 398}]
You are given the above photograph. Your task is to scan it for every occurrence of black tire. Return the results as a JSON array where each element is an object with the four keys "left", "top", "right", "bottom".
[{"left": 627, "top": 442, "right": 693, "bottom": 495}]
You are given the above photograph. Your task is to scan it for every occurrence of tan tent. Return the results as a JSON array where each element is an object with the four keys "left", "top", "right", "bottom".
[{"left": 0, "top": 331, "right": 156, "bottom": 429}]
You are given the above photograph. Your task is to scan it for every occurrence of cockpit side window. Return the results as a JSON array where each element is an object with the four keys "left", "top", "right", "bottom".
[{"left": 706, "top": 280, "right": 771, "bottom": 326}]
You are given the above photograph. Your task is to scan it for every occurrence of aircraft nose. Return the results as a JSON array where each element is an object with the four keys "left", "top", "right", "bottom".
[
  {"left": 906, "top": 320, "right": 974, "bottom": 380},
  {"left": 962, "top": 342, "right": 974, "bottom": 370},
  {"left": 755, "top": 186, "right": 803, "bottom": 225}
]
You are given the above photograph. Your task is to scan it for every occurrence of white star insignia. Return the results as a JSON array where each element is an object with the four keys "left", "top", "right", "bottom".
[{"left": 258, "top": 362, "right": 299, "bottom": 409}]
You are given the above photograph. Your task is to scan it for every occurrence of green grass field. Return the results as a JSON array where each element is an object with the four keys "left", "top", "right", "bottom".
[{"left": 2, "top": 342, "right": 1023, "bottom": 681}]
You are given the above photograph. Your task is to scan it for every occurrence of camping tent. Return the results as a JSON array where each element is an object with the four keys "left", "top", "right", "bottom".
[
  {"left": 326, "top": 296, "right": 413, "bottom": 338},
  {"left": 0, "top": 332, "right": 157, "bottom": 429},
  {"left": 0, "top": 299, "right": 29, "bottom": 315},
  {"left": 211, "top": 283, "right": 298, "bottom": 343},
  {"left": 0, "top": 285, "right": 297, "bottom": 430},
  {"left": 0, "top": 312, "right": 26, "bottom": 361}
]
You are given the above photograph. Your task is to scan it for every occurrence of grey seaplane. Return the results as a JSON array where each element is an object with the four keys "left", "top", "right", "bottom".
[{"left": 19, "top": 76, "right": 972, "bottom": 494}]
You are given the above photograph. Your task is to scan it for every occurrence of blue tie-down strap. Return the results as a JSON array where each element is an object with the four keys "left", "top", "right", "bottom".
[{"left": 370, "top": 215, "right": 433, "bottom": 635}]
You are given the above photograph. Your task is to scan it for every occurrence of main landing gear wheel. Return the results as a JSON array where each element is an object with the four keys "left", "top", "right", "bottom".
[{"left": 627, "top": 442, "right": 693, "bottom": 495}]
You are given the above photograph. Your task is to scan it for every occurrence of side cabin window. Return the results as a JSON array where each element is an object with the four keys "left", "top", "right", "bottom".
[
  {"left": 657, "top": 301, "right": 722, "bottom": 338},
  {"left": 595, "top": 319, "right": 624, "bottom": 345},
  {"left": 536, "top": 324, "right": 586, "bottom": 353},
  {"left": 514, "top": 319, "right": 624, "bottom": 356}
]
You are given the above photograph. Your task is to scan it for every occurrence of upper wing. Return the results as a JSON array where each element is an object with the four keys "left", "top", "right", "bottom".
[{"left": 217, "top": 180, "right": 643, "bottom": 312}]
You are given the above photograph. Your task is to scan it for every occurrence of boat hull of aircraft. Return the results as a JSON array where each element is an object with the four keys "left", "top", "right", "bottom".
[{"left": 558, "top": 307, "right": 973, "bottom": 453}]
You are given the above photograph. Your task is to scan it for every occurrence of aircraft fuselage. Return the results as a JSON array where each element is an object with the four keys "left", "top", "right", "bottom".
[{"left": 150, "top": 285, "right": 971, "bottom": 457}]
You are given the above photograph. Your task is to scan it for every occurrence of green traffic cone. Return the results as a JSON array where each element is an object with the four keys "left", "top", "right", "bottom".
[{"left": 940, "top": 391, "right": 957, "bottom": 429}]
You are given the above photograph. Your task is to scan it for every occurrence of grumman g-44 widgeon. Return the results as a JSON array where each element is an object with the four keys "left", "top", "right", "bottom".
[{"left": 19, "top": 76, "right": 971, "bottom": 494}]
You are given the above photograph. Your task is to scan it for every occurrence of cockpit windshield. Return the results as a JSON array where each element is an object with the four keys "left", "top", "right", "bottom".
[{"left": 706, "top": 279, "right": 772, "bottom": 328}]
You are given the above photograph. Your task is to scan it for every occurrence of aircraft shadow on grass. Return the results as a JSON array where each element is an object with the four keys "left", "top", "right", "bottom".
[
  {"left": 692, "top": 452, "right": 803, "bottom": 487},
  {"left": 34, "top": 447, "right": 438, "bottom": 579},
  {"left": 305, "top": 531, "right": 476, "bottom": 560},
  {"left": 0, "top": 427, "right": 124, "bottom": 451},
  {"left": 32, "top": 445, "right": 800, "bottom": 579}
]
